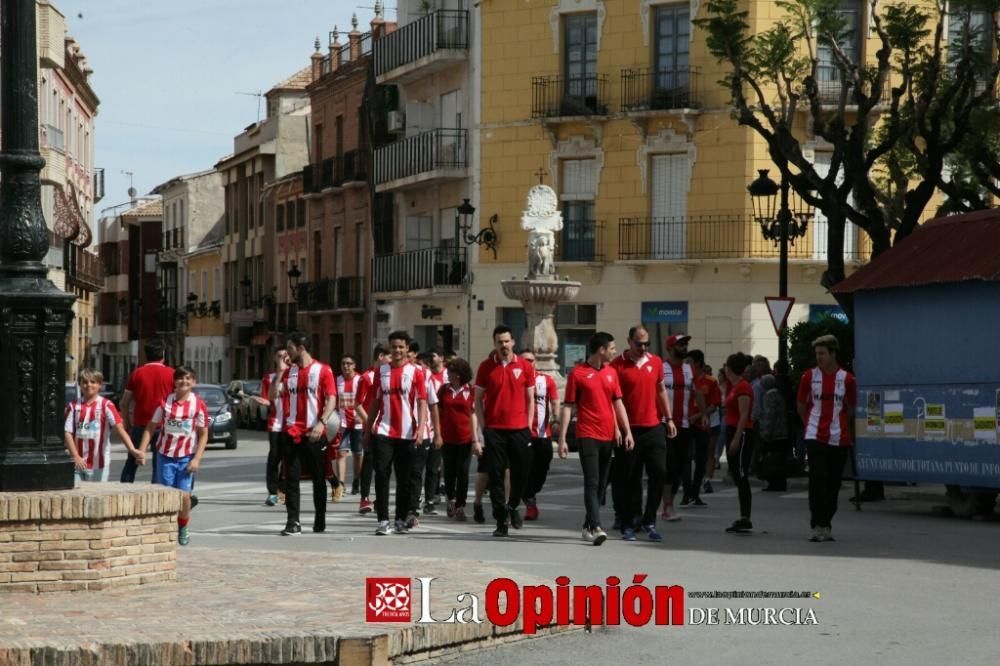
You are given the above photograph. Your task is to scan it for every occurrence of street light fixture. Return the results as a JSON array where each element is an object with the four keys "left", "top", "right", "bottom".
[
  {"left": 747, "top": 168, "right": 813, "bottom": 368},
  {"left": 287, "top": 264, "right": 302, "bottom": 302},
  {"left": 455, "top": 198, "right": 498, "bottom": 259}
]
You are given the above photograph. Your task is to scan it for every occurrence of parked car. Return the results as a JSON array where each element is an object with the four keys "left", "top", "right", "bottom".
[
  {"left": 194, "top": 384, "right": 238, "bottom": 449},
  {"left": 65, "top": 382, "right": 80, "bottom": 406}
]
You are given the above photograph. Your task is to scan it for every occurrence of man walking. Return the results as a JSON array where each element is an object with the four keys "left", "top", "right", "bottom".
[
  {"left": 609, "top": 326, "right": 675, "bottom": 541},
  {"left": 475, "top": 325, "right": 535, "bottom": 537},
  {"left": 521, "top": 349, "right": 559, "bottom": 521},
  {"left": 271, "top": 332, "right": 338, "bottom": 536},
  {"left": 367, "top": 331, "right": 428, "bottom": 536},
  {"left": 558, "top": 332, "right": 634, "bottom": 546},
  {"left": 257, "top": 348, "right": 290, "bottom": 505},
  {"left": 119, "top": 340, "right": 175, "bottom": 483},
  {"left": 798, "top": 335, "right": 856, "bottom": 542},
  {"left": 355, "top": 344, "right": 389, "bottom": 514},
  {"left": 662, "top": 334, "right": 706, "bottom": 518},
  {"left": 685, "top": 349, "right": 720, "bottom": 506}
]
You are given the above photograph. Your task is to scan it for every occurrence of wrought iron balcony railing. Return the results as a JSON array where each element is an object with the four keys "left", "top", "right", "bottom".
[
  {"left": 374, "top": 128, "right": 467, "bottom": 186},
  {"left": 532, "top": 74, "right": 610, "bottom": 118},
  {"left": 621, "top": 67, "right": 700, "bottom": 112},
  {"left": 372, "top": 246, "right": 466, "bottom": 293},
  {"left": 556, "top": 220, "right": 606, "bottom": 262},
  {"left": 296, "top": 276, "right": 365, "bottom": 311},
  {"left": 374, "top": 10, "right": 469, "bottom": 78}
]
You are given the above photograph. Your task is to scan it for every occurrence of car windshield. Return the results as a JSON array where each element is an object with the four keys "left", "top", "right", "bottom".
[
  {"left": 195, "top": 387, "right": 228, "bottom": 408},
  {"left": 243, "top": 381, "right": 262, "bottom": 395}
]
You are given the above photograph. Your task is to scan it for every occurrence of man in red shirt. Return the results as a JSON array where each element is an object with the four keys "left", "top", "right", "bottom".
[
  {"left": 685, "top": 349, "right": 721, "bottom": 507},
  {"left": 609, "top": 326, "right": 676, "bottom": 541},
  {"left": 335, "top": 354, "right": 364, "bottom": 500},
  {"left": 474, "top": 325, "right": 536, "bottom": 537},
  {"left": 354, "top": 344, "right": 389, "bottom": 514},
  {"left": 521, "top": 349, "right": 560, "bottom": 521},
  {"left": 797, "top": 334, "right": 857, "bottom": 543},
  {"left": 558, "top": 332, "right": 634, "bottom": 546},
  {"left": 662, "top": 334, "right": 706, "bottom": 520},
  {"left": 366, "top": 331, "right": 429, "bottom": 535},
  {"left": 119, "top": 340, "right": 175, "bottom": 483},
  {"left": 270, "top": 332, "right": 338, "bottom": 536}
]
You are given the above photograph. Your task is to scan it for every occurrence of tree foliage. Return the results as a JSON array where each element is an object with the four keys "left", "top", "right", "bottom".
[
  {"left": 695, "top": 0, "right": 1000, "bottom": 292},
  {"left": 787, "top": 315, "right": 855, "bottom": 388}
]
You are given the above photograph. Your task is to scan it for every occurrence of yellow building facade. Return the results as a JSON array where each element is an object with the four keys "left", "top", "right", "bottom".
[
  {"left": 184, "top": 242, "right": 228, "bottom": 384},
  {"left": 471, "top": 0, "right": 870, "bottom": 368}
]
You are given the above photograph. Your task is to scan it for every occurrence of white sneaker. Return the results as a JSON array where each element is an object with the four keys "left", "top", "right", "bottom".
[
  {"left": 375, "top": 520, "right": 391, "bottom": 536},
  {"left": 809, "top": 527, "right": 824, "bottom": 542},
  {"left": 581, "top": 528, "right": 595, "bottom": 544},
  {"left": 823, "top": 526, "right": 835, "bottom": 542},
  {"left": 592, "top": 526, "right": 608, "bottom": 546}
]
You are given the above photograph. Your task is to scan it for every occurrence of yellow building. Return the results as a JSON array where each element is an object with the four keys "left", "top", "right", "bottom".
[
  {"left": 472, "top": 0, "right": 875, "bottom": 368},
  {"left": 184, "top": 240, "right": 228, "bottom": 383}
]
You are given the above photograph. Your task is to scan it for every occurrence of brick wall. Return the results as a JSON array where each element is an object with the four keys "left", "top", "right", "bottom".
[{"left": 0, "top": 485, "right": 180, "bottom": 593}]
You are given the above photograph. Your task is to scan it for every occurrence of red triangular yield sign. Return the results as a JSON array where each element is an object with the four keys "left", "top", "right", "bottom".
[{"left": 765, "top": 296, "right": 796, "bottom": 335}]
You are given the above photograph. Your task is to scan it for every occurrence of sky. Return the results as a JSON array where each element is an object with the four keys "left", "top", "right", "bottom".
[{"left": 52, "top": 0, "right": 388, "bottom": 218}]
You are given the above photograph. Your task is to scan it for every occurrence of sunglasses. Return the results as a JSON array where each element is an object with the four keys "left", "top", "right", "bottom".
[{"left": 631, "top": 341, "right": 650, "bottom": 348}]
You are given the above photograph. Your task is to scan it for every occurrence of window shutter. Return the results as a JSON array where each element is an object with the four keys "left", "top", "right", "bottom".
[{"left": 561, "top": 158, "right": 597, "bottom": 200}]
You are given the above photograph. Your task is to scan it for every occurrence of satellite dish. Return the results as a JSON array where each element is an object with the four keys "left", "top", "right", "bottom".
[{"left": 127, "top": 186, "right": 137, "bottom": 198}]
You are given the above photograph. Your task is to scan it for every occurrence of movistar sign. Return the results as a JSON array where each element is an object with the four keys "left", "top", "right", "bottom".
[{"left": 642, "top": 301, "right": 688, "bottom": 323}]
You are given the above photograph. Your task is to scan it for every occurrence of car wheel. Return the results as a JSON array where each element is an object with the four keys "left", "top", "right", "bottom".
[{"left": 225, "top": 432, "right": 238, "bottom": 450}]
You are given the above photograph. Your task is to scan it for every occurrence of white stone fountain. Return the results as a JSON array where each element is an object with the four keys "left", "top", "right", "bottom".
[{"left": 501, "top": 185, "right": 581, "bottom": 387}]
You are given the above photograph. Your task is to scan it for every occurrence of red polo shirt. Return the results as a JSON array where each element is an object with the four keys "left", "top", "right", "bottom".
[
  {"left": 610, "top": 352, "right": 664, "bottom": 428},
  {"left": 565, "top": 363, "right": 622, "bottom": 442},
  {"left": 125, "top": 361, "right": 175, "bottom": 427},
  {"left": 475, "top": 352, "right": 536, "bottom": 430},
  {"left": 438, "top": 383, "right": 475, "bottom": 444}
]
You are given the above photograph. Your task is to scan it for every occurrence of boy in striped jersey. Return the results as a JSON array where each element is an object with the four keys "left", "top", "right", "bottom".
[
  {"left": 138, "top": 366, "right": 209, "bottom": 546},
  {"left": 64, "top": 368, "right": 141, "bottom": 483}
]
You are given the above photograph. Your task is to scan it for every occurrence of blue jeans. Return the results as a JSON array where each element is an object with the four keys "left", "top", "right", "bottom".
[{"left": 120, "top": 425, "right": 158, "bottom": 483}]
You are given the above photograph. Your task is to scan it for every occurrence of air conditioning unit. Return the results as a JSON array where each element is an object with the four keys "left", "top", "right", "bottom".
[{"left": 387, "top": 111, "right": 405, "bottom": 134}]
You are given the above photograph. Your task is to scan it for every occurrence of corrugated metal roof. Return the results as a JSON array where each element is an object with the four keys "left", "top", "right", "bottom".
[{"left": 831, "top": 209, "right": 1000, "bottom": 293}]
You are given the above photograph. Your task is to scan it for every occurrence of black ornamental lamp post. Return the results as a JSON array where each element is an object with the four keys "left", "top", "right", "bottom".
[
  {"left": 747, "top": 168, "right": 813, "bottom": 369},
  {"left": 286, "top": 264, "right": 301, "bottom": 302},
  {"left": 0, "top": 0, "right": 76, "bottom": 490}
]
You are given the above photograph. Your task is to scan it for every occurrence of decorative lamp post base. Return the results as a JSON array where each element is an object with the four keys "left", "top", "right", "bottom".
[{"left": 0, "top": 276, "right": 76, "bottom": 491}]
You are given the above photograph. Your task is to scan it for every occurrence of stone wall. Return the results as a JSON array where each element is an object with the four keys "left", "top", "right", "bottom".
[{"left": 0, "top": 484, "right": 180, "bottom": 593}]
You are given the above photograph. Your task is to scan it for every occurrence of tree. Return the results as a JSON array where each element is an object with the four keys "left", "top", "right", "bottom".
[{"left": 695, "top": 0, "right": 1000, "bottom": 293}]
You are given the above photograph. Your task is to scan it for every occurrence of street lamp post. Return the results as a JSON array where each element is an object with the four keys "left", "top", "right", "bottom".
[
  {"left": 748, "top": 169, "right": 812, "bottom": 369},
  {"left": 0, "top": 0, "right": 77, "bottom": 490}
]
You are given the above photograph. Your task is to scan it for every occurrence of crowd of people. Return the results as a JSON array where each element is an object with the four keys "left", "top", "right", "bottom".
[{"left": 62, "top": 326, "right": 857, "bottom": 547}]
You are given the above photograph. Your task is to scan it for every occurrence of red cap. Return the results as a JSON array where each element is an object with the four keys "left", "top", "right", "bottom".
[{"left": 666, "top": 334, "right": 691, "bottom": 348}]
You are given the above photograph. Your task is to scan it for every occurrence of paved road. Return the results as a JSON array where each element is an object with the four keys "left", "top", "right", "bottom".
[{"left": 108, "top": 431, "right": 999, "bottom": 665}]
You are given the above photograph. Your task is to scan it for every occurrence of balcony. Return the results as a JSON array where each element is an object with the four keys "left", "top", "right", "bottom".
[
  {"left": 617, "top": 215, "right": 864, "bottom": 262},
  {"left": 621, "top": 67, "right": 701, "bottom": 113},
  {"left": 155, "top": 308, "right": 182, "bottom": 335},
  {"left": 814, "top": 65, "right": 891, "bottom": 107},
  {"left": 66, "top": 247, "right": 105, "bottom": 291},
  {"left": 556, "top": 220, "right": 606, "bottom": 262},
  {"left": 342, "top": 149, "right": 369, "bottom": 185},
  {"left": 375, "top": 10, "right": 469, "bottom": 84},
  {"left": 296, "top": 276, "right": 365, "bottom": 312},
  {"left": 532, "top": 75, "right": 610, "bottom": 119},
  {"left": 37, "top": 1, "right": 66, "bottom": 69},
  {"left": 374, "top": 128, "right": 467, "bottom": 192},
  {"left": 274, "top": 302, "right": 298, "bottom": 333},
  {"left": 372, "top": 247, "right": 466, "bottom": 295},
  {"left": 304, "top": 156, "right": 344, "bottom": 196}
]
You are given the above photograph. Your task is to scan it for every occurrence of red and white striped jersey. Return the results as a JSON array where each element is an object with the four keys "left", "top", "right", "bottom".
[
  {"left": 281, "top": 361, "right": 337, "bottom": 432},
  {"left": 64, "top": 397, "right": 120, "bottom": 471},
  {"left": 798, "top": 367, "right": 857, "bottom": 447},
  {"left": 260, "top": 372, "right": 285, "bottom": 433},
  {"left": 150, "top": 393, "right": 208, "bottom": 458},
  {"left": 420, "top": 368, "right": 444, "bottom": 440},
  {"left": 372, "top": 363, "right": 428, "bottom": 440},
  {"left": 337, "top": 373, "right": 362, "bottom": 431},
  {"left": 532, "top": 374, "right": 558, "bottom": 438},
  {"left": 663, "top": 360, "right": 695, "bottom": 428}
]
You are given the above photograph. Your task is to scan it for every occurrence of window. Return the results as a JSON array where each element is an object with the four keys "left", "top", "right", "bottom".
[
  {"left": 201, "top": 270, "right": 208, "bottom": 302},
  {"left": 334, "top": 226, "right": 344, "bottom": 276},
  {"left": 314, "top": 231, "right": 323, "bottom": 282},
  {"left": 179, "top": 199, "right": 185, "bottom": 228},
  {"left": 257, "top": 173, "right": 265, "bottom": 227},
  {"left": 816, "top": 1, "right": 863, "bottom": 89},
  {"left": 653, "top": 5, "right": 691, "bottom": 95},
  {"left": 564, "top": 13, "right": 599, "bottom": 106},
  {"left": 276, "top": 202, "right": 285, "bottom": 232},
  {"left": 355, "top": 222, "right": 365, "bottom": 276},
  {"left": 314, "top": 123, "right": 323, "bottom": 162},
  {"left": 555, "top": 303, "right": 598, "bottom": 368},
  {"left": 405, "top": 216, "right": 434, "bottom": 251},
  {"left": 297, "top": 199, "right": 306, "bottom": 227},
  {"left": 439, "top": 207, "right": 457, "bottom": 250},
  {"left": 213, "top": 268, "right": 220, "bottom": 301},
  {"left": 560, "top": 159, "right": 598, "bottom": 261},
  {"left": 947, "top": 4, "right": 992, "bottom": 75}
]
